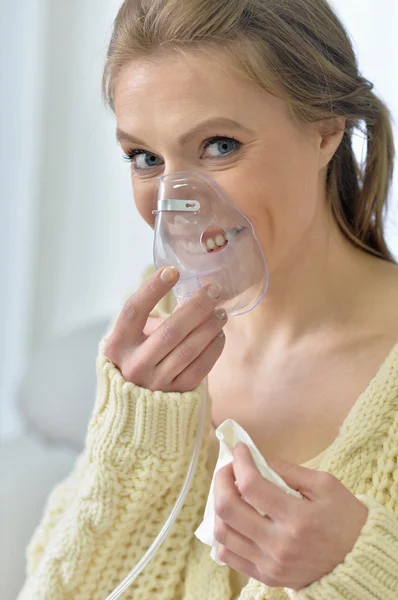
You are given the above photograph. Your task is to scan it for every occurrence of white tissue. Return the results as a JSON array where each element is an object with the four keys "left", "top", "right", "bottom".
[{"left": 195, "top": 419, "right": 303, "bottom": 566}]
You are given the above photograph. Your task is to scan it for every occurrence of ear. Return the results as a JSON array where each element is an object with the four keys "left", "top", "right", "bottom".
[{"left": 317, "top": 116, "right": 346, "bottom": 169}]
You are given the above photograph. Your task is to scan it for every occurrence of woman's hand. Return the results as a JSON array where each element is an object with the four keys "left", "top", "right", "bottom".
[
  {"left": 213, "top": 442, "right": 369, "bottom": 591},
  {"left": 103, "top": 266, "right": 227, "bottom": 392}
]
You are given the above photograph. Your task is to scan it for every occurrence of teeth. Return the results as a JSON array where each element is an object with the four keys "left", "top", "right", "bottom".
[{"left": 205, "top": 234, "right": 227, "bottom": 250}]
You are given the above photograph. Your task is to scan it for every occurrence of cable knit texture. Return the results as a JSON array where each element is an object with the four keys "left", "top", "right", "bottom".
[{"left": 18, "top": 274, "right": 398, "bottom": 600}]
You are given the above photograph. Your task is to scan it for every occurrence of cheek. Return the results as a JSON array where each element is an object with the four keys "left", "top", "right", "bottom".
[
  {"left": 230, "top": 146, "right": 319, "bottom": 262},
  {"left": 132, "top": 179, "right": 157, "bottom": 228}
]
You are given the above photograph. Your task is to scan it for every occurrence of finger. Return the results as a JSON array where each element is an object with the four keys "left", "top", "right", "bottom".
[
  {"left": 214, "top": 462, "right": 267, "bottom": 547},
  {"left": 144, "top": 283, "right": 223, "bottom": 364},
  {"left": 216, "top": 544, "right": 258, "bottom": 581},
  {"left": 156, "top": 308, "right": 227, "bottom": 379},
  {"left": 143, "top": 316, "right": 166, "bottom": 337},
  {"left": 266, "top": 457, "right": 323, "bottom": 499},
  {"left": 233, "top": 443, "right": 301, "bottom": 521},
  {"left": 171, "top": 330, "right": 225, "bottom": 392},
  {"left": 112, "top": 266, "right": 179, "bottom": 343},
  {"left": 214, "top": 515, "right": 259, "bottom": 563}
]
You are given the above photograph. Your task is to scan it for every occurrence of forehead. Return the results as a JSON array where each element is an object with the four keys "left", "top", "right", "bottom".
[
  {"left": 114, "top": 50, "right": 264, "bottom": 123},
  {"left": 112, "top": 48, "right": 294, "bottom": 148}
]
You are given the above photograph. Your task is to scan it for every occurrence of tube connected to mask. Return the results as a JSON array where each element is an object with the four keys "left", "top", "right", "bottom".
[
  {"left": 153, "top": 171, "right": 269, "bottom": 315},
  {"left": 106, "top": 172, "right": 269, "bottom": 599},
  {"left": 105, "top": 378, "right": 209, "bottom": 600}
]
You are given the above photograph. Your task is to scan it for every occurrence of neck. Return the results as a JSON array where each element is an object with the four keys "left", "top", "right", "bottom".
[{"left": 226, "top": 206, "right": 380, "bottom": 351}]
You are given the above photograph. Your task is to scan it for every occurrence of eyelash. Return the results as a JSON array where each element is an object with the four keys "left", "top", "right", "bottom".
[{"left": 122, "top": 135, "right": 241, "bottom": 173}]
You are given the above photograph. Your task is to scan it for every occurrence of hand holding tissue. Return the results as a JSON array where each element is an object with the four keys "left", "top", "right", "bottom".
[
  {"left": 195, "top": 418, "right": 370, "bottom": 594},
  {"left": 195, "top": 419, "right": 302, "bottom": 566}
]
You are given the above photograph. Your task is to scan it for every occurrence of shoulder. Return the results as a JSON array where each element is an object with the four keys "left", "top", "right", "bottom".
[
  {"left": 358, "top": 258, "right": 398, "bottom": 346},
  {"left": 375, "top": 260, "right": 398, "bottom": 339},
  {"left": 347, "top": 258, "right": 398, "bottom": 374}
]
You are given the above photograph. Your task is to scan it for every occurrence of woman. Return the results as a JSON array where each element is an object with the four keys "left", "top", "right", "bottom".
[{"left": 19, "top": 0, "right": 398, "bottom": 599}]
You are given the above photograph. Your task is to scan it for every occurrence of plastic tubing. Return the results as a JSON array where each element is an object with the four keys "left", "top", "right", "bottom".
[{"left": 105, "top": 377, "right": 209, "bottom": 600}]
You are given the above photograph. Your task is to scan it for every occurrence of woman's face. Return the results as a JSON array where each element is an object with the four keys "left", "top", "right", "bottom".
[{"left": 114, "top": 49, "right": 328, "bottom": 271}]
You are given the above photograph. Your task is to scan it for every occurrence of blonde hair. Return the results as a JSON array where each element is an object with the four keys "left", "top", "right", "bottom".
[{"left": 103, "top": 0, "right": 396, "bottom": 262}]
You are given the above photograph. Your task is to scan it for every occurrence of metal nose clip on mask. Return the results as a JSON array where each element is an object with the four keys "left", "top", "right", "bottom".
[{"left": 153, "top": 171, "right": 269, "bottom": 315}]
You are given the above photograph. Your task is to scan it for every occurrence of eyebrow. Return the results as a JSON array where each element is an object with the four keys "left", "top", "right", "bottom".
[{"left": 115, "top": 117, "right": 253, "bottom": 147}]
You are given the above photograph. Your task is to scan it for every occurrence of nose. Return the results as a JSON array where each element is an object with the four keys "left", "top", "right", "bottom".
[{"left": 161, "top": 159, "right": 207, "bottom": 179}]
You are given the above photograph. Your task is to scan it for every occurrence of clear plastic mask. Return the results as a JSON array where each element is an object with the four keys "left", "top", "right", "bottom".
[{"left": 153, "top": 171, "right": 269, "bottom": 316}]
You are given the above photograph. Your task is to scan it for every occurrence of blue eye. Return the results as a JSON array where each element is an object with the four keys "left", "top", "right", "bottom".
[
  {"left": 123, "top": 134, "right": 241, "bottom": 173},
  {"left": 203, "top": 136, "right": 241, "bottom": 158},
  {"left": 123, "top": 149, "right": 164, "bottom": 171}
]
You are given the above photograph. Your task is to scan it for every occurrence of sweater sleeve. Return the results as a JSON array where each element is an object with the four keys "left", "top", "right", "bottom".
[
  {"left": 17, "top": 341, "right": 211, "bottom": 600},
  {"left": 284, "top": 493, "right": 398, "bottom": 600}
]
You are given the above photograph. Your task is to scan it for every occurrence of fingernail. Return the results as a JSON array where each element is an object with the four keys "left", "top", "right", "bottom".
[
  {"left": 217, "top": 330, "right": 225, "bottom": 338},
  {"left": 207, "top": 283, "right": 222, "bottom": 299},
  {"left": 160, "top": 266, "right": 178, "bottom": 283},
  {"left": 214, "top": 308, "right": 227, "bottom": 320}
]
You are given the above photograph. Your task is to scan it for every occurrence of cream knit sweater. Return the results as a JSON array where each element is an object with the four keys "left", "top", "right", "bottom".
[{"left": 18, "top": 282, "right": 398, "bottom": 600}]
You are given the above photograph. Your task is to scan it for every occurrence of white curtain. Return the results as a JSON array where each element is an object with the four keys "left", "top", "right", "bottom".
[
  {"left": 1, "top": 0, "right": 397, "bottom": 438},
  {"left": 0, "top": 0, "right": 153, "bottom": 438}
]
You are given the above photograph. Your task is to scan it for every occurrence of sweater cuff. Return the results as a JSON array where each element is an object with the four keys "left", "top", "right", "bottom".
[
  {"left": 87, "top": 345, "right": 206, "bottom": 469},
  {"left": 285, "top": 494, "right": 398, "bottom": 600}
]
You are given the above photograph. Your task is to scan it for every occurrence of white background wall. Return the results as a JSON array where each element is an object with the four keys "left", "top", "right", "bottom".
[
  {"left": 0, "top": 0, "right": 397, "bottom": 438},
  {"left": 0, "top": 0, "right": 153, "bottom": 438}
]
